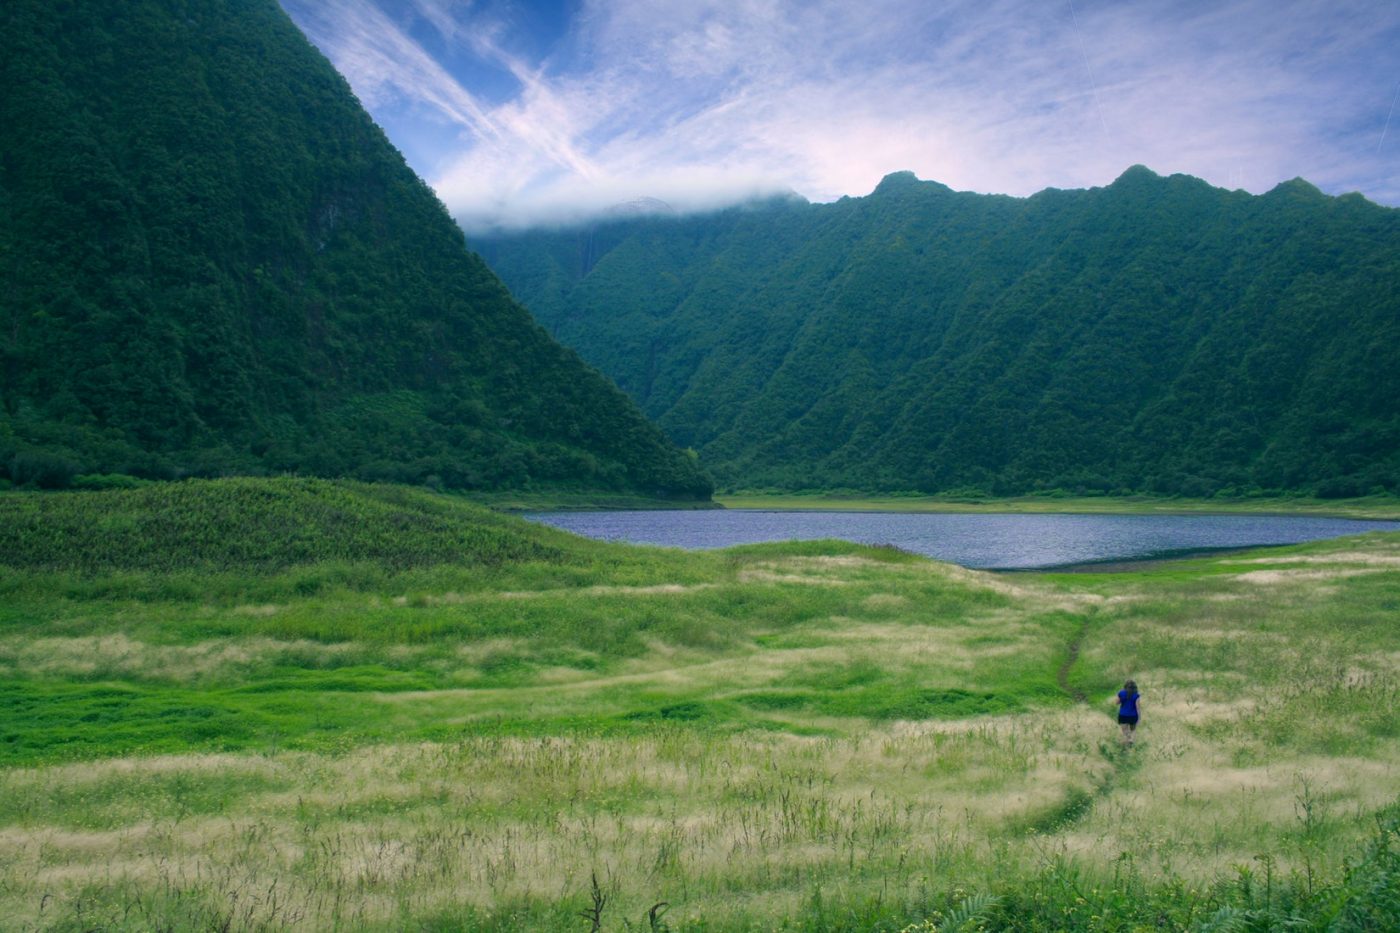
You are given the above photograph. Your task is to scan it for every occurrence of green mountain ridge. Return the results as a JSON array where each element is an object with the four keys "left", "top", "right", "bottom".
[
  {"left": 475, "top": 166, "right": 1400, "bottom": 497},
  {"left": 0, "top": 0, "right": 710, "bottom": 499}
]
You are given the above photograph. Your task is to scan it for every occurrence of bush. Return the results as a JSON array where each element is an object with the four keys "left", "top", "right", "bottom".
[
  {"left": 71, "top": 473, "right": 152, "bottom": 491},
  {"left": 1316, "top": 475, "right": 1369, "bottom": 499},
  {"left": 10, "top": 450, "right": 80, "bottom": 489}
]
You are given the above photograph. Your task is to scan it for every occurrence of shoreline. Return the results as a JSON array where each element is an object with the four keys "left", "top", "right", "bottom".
[
  {"left": 997, "top": 544, "right": 1259, "bottom": 574},
  {"left": 468, "top": 492, "right": 723, "bottom": 512}
]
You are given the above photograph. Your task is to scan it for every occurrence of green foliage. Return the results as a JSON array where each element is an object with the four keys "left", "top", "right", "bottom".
[
  {"left": 70, "top": 473, "right": 154, "bottom": 491},
  {"left": 0, "top": 0, "right": 710, "bottom": 500},
  {"left": 477, "top": 167, "right": 1400, "bottom": 497},
  {"left": 8, "top": 449, "right": 79, "bottom": 489}
]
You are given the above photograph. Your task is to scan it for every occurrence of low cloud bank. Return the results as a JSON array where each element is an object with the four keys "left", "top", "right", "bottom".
[{"left": 443, "top": 168, "right": 799, "bottom": 235}]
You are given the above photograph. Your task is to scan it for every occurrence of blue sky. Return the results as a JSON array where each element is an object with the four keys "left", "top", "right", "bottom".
[{"left": 280, "top": 0, "right": 1400, "bottom": 231}]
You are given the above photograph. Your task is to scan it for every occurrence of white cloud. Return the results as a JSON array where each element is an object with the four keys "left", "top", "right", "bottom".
[
  {"left": 281, "top": 0, "right": 1400, "bottom": 230},
  {"left": 284, "top": 0, "right": 502, "bottom": 140}
]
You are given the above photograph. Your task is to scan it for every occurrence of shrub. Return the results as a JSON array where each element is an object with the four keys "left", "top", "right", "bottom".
[
  {"left": 10, "top": 450, "right": 80, "bottom": 489},
  {"left": 71, "top": 473, "right": 151, "bottom": 491}
]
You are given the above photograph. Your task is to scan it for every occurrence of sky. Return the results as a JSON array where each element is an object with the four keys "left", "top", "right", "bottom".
[{"left": 280, "top": 0, "right": 1400, "bottom": 232}]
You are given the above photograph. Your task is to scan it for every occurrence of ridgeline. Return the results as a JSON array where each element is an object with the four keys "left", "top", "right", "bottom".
[
  {"left": 476, "top": 168, "right": 1400, "bottom": 498},
  {"left": 0, "top": 0, "right": 710, "bottom": 500}
]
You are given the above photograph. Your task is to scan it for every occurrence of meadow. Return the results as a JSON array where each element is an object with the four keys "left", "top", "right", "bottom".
[{"left": 1, "top": 479, "right": 1397, "bottom": 930}]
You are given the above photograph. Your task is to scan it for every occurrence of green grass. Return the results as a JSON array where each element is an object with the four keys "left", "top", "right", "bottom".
[{"left": 2, "top": 479, "right": 1399, "bottom": 930}]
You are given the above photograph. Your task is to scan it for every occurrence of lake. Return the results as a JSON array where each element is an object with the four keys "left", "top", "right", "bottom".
[{"left": 524, "top": 510, "right": 1400, "bottom": 570}]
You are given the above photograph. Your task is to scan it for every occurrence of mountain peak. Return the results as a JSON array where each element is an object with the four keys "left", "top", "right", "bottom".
[
  {"left": 872, "top": 171, "right": 951, "bottom": 197},
  {"left": 1265, "top": 177, "right": 1325, "bottom": 200},
  {"left": 605, "top": 196, "right": 677, "bottom": 219},
  {"left": 1110, "top": 164, "right": 1163, "bottom": 187},
  {"left": 875, "top": 170, "right": 920, "bottom": 190}
]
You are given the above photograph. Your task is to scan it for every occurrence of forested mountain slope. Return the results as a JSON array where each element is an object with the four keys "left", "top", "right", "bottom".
[
  {"left": 476, "top": 168, "right": 1400, "bottom": 496},
  {"left": 0, "top": 0, "right": 710, "bottom": 499}
]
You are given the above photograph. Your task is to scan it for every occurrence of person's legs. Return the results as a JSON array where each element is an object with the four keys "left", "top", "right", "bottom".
[{"left": 1119, "top": 717, "right": 1138, "bottom": 746}]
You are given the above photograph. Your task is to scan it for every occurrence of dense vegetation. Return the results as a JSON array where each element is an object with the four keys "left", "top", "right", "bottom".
[
  {"left": 0, "top": 0, "right": 710, "bottom": 499},
  {"left": 476, "top": 168, "right": 1400, "bottom": 498},
  {"left": 2, "top": 479, "right": 1398, "bottom": 929}
]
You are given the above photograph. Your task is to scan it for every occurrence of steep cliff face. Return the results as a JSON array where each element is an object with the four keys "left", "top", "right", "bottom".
[
  {"left": 476, "top": 168, "right": 1400, "bottom": 497},
  {"left": 0, "top": 0, "right": 710, "bottom": 498}
]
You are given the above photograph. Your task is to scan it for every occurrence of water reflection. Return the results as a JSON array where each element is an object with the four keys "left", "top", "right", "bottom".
[{"left": 524, "top": 510, "right": 1400, "bottom": 570}]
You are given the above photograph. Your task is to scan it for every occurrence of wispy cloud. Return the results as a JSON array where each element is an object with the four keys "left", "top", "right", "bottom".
[
  {"left": 283, "top": 0, "right": 512, "bottom": 179},
  {"left": 282, "top": 0, "right": 1400, "bottom": 231}
]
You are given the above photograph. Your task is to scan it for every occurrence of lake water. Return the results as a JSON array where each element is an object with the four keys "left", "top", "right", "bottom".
[{"left": 524, "top": 510, "right": 1400, "bottom": 570}]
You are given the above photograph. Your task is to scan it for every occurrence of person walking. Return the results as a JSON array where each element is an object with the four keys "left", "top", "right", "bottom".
[{"left": 1117, "top": 680, "right": 1141, "bottom": 747}]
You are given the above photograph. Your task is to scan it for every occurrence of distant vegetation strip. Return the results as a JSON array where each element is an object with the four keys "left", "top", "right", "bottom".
[
  {"left": 467, "top": 489, "right": 725, "bottom": 512},
  {"left": 718, "top": 492, "right": 1400, "bottom": 519}
]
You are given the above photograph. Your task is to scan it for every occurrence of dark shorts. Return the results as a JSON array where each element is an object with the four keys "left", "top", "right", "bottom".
[{"left": 1118, "top": 714, "right": 1139, "bottom": 727}]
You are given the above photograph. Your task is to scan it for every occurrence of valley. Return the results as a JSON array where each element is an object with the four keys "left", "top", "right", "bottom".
[{"left": 3, "top": 1, "right": 1398, "bottom": 929}]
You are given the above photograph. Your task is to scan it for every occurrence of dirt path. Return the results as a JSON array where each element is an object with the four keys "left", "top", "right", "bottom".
[
  {"left": 1032, "top": 615, "right": 1146, "bottom": 835},
  {"left": 1057, "top": 617, "right": 1091, "bottom": 703}
]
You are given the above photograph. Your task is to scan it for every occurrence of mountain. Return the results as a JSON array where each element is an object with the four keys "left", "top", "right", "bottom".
[
  {"left": 0, "top": 0, "right": 710, "bottom": 499},
  {"left": 474, "top": 168, "right": 1400, "bottom": 498}
]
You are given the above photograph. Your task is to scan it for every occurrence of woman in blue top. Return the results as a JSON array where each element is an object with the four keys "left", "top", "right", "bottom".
[{"left": 1117, "top": 680, "right": 1141, "bottom": 747}]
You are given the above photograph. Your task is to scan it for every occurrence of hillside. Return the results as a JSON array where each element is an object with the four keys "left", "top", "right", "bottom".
[
  {"left": 475, "top": 168, "right": 1400, "bottom": 497},
  {"left": 0, "top": 0, "right": 710, "bottom": 499}
]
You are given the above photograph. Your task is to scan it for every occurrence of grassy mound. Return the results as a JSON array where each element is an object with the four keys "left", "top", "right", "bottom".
[{"left": 0, "top": 477, "right": 581, "bottom": 573}]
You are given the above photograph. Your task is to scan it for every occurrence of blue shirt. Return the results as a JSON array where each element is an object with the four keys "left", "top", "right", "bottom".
[{"left": 1118, "top": 690, "right": 1140, "bottom": 717}]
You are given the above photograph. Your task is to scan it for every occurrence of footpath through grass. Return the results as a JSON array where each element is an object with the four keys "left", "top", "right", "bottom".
[{"left": 2, "top": 478, "right": 1398, "bottom": 930}]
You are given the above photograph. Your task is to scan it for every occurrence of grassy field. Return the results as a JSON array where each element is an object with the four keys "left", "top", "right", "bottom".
[
  {"left": 2, "top": 479, "right": 1398, "bottom": 930},
  {"left": 717, "top": 492, "right": 1400, "bottom": 520}
]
